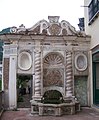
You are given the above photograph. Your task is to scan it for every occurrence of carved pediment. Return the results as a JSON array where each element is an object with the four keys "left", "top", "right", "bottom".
[{"left": 9, "top": 16, "right": 86, "bottom": 36}]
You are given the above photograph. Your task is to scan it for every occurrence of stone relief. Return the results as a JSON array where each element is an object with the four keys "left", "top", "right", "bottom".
[
  {"left": 43, "top": 68, "right": 63, "bottom": 87},
  {"left": 43, "top": 52, "right": 64, "bottom": 66},
  {"left": 43, "top": 52, "right": 64, "bottom": 87},
  {"left": 9, "top": 16, "right": 86, "bottom": 36},
  {"left": 75, "top": 53, "right": 87, "bottom": 71},
  {"left": 18, "top": 51, "right": 32, "bottom": 70},
  {"left": 48, "top": 24, "right": 61, "bottom": 35}
]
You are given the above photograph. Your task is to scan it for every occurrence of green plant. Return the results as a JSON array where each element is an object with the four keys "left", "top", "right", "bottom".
[
  {"left": 17, "top": 96, "right": 24, "bottom": 102},
  {"left": 17, "top": 75, "right": 30, "bottom": 89}
]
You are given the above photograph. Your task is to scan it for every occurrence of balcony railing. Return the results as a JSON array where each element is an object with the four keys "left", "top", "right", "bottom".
[{"left": 88, "top": 0, "right": 99, "bottom": 24}]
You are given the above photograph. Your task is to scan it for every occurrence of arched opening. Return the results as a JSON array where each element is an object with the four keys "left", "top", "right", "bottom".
[
  {"left": 17, "top": 74, "right": 32, "bottom": 108},
  {"left": 41, "top": 90, "right": 63, "bottom": 104}
]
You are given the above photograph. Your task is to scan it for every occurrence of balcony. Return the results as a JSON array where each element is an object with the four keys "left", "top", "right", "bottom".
[{"left": 88, "top": 0, "right": 99, "bottom": 25}]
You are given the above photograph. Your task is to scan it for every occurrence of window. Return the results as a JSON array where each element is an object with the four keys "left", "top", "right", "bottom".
[{"left": 88, "top": 0, "right": 99, "bottom": 24}]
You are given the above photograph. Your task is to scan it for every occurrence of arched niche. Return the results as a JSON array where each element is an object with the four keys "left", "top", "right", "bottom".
[
  {"left": 18, "top": 51, "right": 32, "bottom": 71},
  {"left": 41, "top": 90, "right": 63, "bottom": 104},
  {"left": 43, "top": 52, "right": 64, "bottom": 87},
  {"left": 43, "top": 52, "right": 64, "bottom": 67},
  {"left": 75, "top": 53, "right": 87, "bottom": 71}
]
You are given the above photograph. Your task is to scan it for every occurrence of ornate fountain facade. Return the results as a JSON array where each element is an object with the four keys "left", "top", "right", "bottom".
[{"left": 0, "top": 16, "right": 91, "bottom": 116}]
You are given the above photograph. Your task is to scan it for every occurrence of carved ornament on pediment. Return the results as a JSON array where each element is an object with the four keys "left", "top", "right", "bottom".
[
  {"left": 8, "top": 16, "right": 87, "bottom": 37},
  {"left": 48, "top": 24, "right": 61, "bottom": 35},
  {"left": 28, "top": 25, "right": 40, "bottom": 34}
]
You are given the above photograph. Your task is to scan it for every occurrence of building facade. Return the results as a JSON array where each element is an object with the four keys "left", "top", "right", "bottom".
[
  {"left": 0, "top": 16, "right": 91, "bottom": 111},
  {"left": 84, "top": 0, "right": 99, "bottom": 106}
]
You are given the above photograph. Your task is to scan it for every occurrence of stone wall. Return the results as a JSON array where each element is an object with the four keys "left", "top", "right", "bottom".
[
  {"left": 3, "top": 58, "right": 9, "bottom": 90},
  {"left": 74, "top": 76, "right": 88, "bottom": 106},
  {"left": 3, "top": 58, "right": 9, "bottom": 108}
]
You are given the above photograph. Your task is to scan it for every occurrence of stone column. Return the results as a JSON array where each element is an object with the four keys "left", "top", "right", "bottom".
[
  {"left": 33, "top": 43, "right": 42, "bottom": 101},
  {"left": 66, "top": 51, "right": 73, "bottom": 97},
  {"left": 9, "top": 44, "right": 17, "bottom": 109}
]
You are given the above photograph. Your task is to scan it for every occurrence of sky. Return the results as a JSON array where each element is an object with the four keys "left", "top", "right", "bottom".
[{"left": 0, "top": 0, "right": 84, "bottom": 31}]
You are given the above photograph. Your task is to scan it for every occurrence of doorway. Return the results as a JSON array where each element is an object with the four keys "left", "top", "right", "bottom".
[
  {"left": 17, "top": 75, "right": 32, "bottom": 108},
  {"left": 93, "top": 52, "right": 99, "bottom": 104}
]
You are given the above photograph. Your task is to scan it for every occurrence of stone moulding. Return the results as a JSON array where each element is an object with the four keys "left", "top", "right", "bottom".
[
  {"left": 75, "top": 53, "right": 88, "bottom": 71},
  {"left": 18, "top": 51, "right": 32, "bottom": 70}
]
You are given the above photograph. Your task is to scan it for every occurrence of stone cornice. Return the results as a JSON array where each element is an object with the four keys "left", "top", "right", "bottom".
[{"left": 0, "top": 34, "right": 91, "bottom": 43}]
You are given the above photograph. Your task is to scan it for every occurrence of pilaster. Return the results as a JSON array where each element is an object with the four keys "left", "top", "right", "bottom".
[{"left": 9, "top": 44, "right": 18, "bottom": 109}]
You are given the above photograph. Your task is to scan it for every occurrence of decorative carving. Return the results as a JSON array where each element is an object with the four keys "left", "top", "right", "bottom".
[
  {"left": 43, "top": 52, "right": 64, "bottom": 87},
  {"left": 42, "top": 29, "right": 47, "bottom": 35},
  {"left": 62, "top": 29, "right": 67, "bottom": 35},
  {"left": 12, "top": 16, "right": 87, "bottom": 36},
  {"left": 43, "top": 68, "right": 63, "bottom": 87},
  {"left": 48, "top": 16, "right": 60, "bottom": 23},
  {"left": 34, "top": 51, "right": 41, "bottom": 96},
  {"left": 29, "top": 25, "right": 40, "bottom": 34},
  {"left": 44, "top": 52, "right": 64, "bottom": 66},
  {"left": 66, "top": 52, "right": 73, "bottom": 97},
  {"left": 10, "top": 27, "right": 17, "bottom": 33},
  {"left": 18, "top": 52, "right": 32, "bottom": 70},
  {"left": 48, "top": 24, "right": 61, "bottom": 35},
  {"left": 75, "top": 53, "right": 87, "bottom": 71}
]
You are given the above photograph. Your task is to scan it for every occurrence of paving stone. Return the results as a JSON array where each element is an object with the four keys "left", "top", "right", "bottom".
[{"left": 1, "top": 107, "right": 99, "bottom": 120}]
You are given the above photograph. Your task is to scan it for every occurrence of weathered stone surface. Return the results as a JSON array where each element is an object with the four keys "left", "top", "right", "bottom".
[
  {"left": 74, "top": 76, "right": 88, "bottom": 106},
  {"left": 3, "top": 58, "right": 9, "bottom": 90},
  {"left": 0, "top": 16, "right": 91, "bottom": 112}
]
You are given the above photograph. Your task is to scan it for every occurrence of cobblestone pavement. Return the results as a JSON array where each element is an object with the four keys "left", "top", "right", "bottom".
[{"left": 1, "top": 107, "right": 99, "bottom": 120}]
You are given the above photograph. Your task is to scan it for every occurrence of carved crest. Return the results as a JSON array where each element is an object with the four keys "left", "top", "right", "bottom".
[{"left": 9, "top": 16, "right": 86, "bottom": 36}]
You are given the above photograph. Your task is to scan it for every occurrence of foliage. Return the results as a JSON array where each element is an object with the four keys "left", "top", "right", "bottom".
[
  {"left": 17, "top": 95, "right": 24, "bottom": 102},
  {"left": 17, "top": 75, "right": 30, "bottom": 89}
]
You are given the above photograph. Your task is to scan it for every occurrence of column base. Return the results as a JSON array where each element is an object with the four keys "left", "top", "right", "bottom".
[
  {"left": 63, "top": 96, "right": 75, "bottom": 101},
  {"left": 32, "top": 95, "right": 42, "bottom": 101}
]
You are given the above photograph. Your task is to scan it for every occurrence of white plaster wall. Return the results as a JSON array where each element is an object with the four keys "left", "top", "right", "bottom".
[
  {"left": 84, "top": 0, "right": 99, "bottom": 49},
  {"left": 84, "top": 0, "right": 99, "bottom": 106}
]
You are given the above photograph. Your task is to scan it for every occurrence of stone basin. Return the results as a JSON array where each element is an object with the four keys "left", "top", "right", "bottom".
[{"left": 30, "top": 99, "right": 80, "bottom": 116}]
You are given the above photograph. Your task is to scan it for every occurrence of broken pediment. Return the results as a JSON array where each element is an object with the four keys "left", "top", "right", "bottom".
[{"left": 8, "top": 16, "right": 86, "bottom": 36}]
